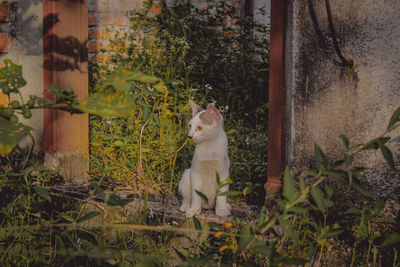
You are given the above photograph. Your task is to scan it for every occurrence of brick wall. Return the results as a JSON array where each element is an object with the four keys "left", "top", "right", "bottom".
[
  {"left": 88, "top": 0, "right": 143, "bottom": 63},
  {"left": 0, "top": 2, "right": 15, "bottom": 55},
  {"left": 88, "top": 0, "right": 269, "bottom": 64},
  {"left": 0, "top": 1, "right": 15, "bottom": 107}
]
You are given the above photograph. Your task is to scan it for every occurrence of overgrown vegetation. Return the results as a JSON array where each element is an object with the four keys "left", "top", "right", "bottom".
[
  {"left": 0, "top": 62, "right": 400, "bottom": 265},
  {"left": 89, "top": 0, "right": 269, "bottom": 202},
  {"left": 1, "top": 90, "right": 399, "bottom": 265},
  {"left": 1, "top": 0, "right": 400, "bottom": 265}
]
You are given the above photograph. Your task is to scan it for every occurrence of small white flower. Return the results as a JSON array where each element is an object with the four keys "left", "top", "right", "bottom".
[
  {"left": 106, "top": 120, "right": 112, "bottom": 125},
  {"left": 246, "top": 136, "right": 250, "bottom": 145},
  {"left": 205, "top": 84, "right": 212, "bottom": 90}
]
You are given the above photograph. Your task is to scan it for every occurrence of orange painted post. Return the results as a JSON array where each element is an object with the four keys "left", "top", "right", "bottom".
[
  {"left": 43, "top": 0, "right": 89, "bottom": 182},
  {"left": 265, "top": 0, "right": 287, "bottom": 204}
]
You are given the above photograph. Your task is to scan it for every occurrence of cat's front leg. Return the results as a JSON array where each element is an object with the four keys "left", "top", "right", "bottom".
[
  {"left": 215, "top": 184, "right": 231, "bottom": 217},
  {"left": 179, "top": 169, "right": 191, "bottom": 212},
  {"left": 185, "top": 172, "right": 203, "bottom": 218}
]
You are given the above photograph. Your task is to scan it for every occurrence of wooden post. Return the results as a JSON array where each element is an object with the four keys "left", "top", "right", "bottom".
[
  {"left": 43, "top": 0, "right": 89, "bottom": 183},
  {"left": 265, "top": 0, "right": 286, "bottom": 204}
]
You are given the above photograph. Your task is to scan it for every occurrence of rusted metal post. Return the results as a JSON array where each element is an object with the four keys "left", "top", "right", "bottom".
[
  {"left": 43, "top": 0, "right": 89, "bottom": 183},
  {"left": 265, "top": 0, "right": 287, "bottom": 204}
]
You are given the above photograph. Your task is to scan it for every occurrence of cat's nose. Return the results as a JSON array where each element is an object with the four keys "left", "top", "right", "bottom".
[{"left": 188, "top": 134, "right": 193, "bottom": 139}]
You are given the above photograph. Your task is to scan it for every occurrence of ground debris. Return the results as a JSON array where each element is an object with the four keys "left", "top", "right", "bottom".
[{"left": 49, "top": 184, "right": 262, "bottom": 224}]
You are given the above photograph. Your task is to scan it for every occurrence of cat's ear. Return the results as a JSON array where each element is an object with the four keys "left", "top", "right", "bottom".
[
  {"left": 189, "top": 100, "right": 203, "bottom": 116},
  {"left": 201, "top": 103, "right": 221, "bottom": 124}
]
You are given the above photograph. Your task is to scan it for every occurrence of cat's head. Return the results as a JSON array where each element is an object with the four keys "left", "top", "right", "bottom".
[{"left": 187, "top": 100, "right": 223, "bottom": 143}]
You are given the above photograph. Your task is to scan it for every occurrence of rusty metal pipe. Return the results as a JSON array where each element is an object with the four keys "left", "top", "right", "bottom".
[{"left": 324, "top": 0, "right": 354, "bottom": 67}]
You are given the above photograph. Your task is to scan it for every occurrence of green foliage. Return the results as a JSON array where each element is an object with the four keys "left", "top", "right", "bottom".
[
  {"left": 0, "top": 104, "right": 399, "bottom": 265},
  {"left": 89, "top": 0, "right": 269, "bottom": 198},
  {"left": 0, "top": 59, "right": 151, "bottom": 158}
]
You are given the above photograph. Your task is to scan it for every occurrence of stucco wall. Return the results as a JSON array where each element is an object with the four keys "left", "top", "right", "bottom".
[
  {"left": 0, "top": 1, "right": 43, "bottom": 152},
  {"left": 286, "top": 0, "right": 400, "bottom": 198}
]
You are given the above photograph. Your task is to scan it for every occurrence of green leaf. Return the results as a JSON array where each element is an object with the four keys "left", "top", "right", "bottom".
[
  {"left": 358, "top": 217, "right": 369, "bottom": 238},
  {"left": 362, "top": 137, "right": 390, "bottom": 150},
  {"left": 33, "top": 185, "right": 51, "bottom": 201},
  {"left": 314, "top": 144, "right": 327, "bottom": 169},
  {"left": 351, "top": 181, "right": 372, "bottom": 198},
  {"left": 377, "top": 139, "right": 394, "bottom": 168},
  {"left": 278, "top": 217, "right": 299, "bottom": 247},
  {"left": 286, "top": 206, "right": 307, "bottom": 215},
  {"left": 307, "top": 169, "right": 319, "bottom": 177},
  {"left": 192, "top": 216, "right": 202, "bottom": 230},
  {"left": 381, "top": 232, "right": 400, "bottom": 247},
  {"left": 283, "top": 166, "right": 298, "bottom": 203},
  {"left": 324, "top": 230, "right": 343, "bottom": 239},
  {"left": 324, "top": 199, "right": 334, "bottom": 209},
  {"left": 47, "top": 84, "right": 81, "bottom": 109},
  {"left": 236, "top": 223, "right": 254, "bottom": 255},
  {"left": 61, "top": 214, "right": 75, "bottom": 222},
  {"left": 174, "top": 246, "right": 191, "bottom": 260},
  {"left": 340, "top": 135, "right": 350, "bottom": 149},
  {"left": 307, "top": 170, "right": 319, "bottom": 177},
  {"left": 299, "top": 177, "right": 306, "bottom": 193},
  {"left": 371, "top": 199, "right": 385, "bottom": 216},
  {"left": 107, "top": 197, "right": 134, "bottom": 207},
  {"left": 325, "top": 185, "right": 333, "bottom": 198},
  {"left": 311, "top": 187, "right": 326, "bottom": 213},
  {"left": 345, "top": 154, "right": 354, "bottom": 166},
  {"left": 216, "top": 172, "right": 221, "bottom": 185},
  {"left": 251, "top": 241, "right": 273, "bottom": 257},
  {"left": 137, "top": 99, "right": 150, "bottom": 121},
  {"left": 361, "top": 140, "right": 377, "bottom": 150},
  {"left": 100, "top": 68, "right": 166, "bottom": 95},
  {"left": 0, "top": 59, "right": 27, "bottom": 94},
  {"left": 321, "top": 169, "right": 348, "bottom": 179},
  {"left": 258, "top": 206, "right": 267, "bottom": 228},
  {"left": 281, "top": 258, "right": 308, "bottom": 265},
  {"left": 77, "top": 211, "right": 101, "bottom": 223},
  {"left": 208, "top": 222, "right": 222, "bottom": 230},
  {"left": 90, "top": 182, "right": 105, "bottom": 199},
  {"left": 388, "top": 107, "right": 400, "bottom": 130},
  {"left": 0, "top": 117, "right": 31, "bottom": 156},
  {"left": 80, "top": 92, "right": 137, "bottom": 118},
  {"left": 218, "top": 190, "right": 241, "bottom": 197},
  {"left": 195, "top": 190, "right": 209, "bottom": 204},
  {"left": 135, "top": 257, "right": 157, "bottom": 267}
]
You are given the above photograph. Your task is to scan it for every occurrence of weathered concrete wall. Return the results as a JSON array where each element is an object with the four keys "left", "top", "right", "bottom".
[
  {"left": 286, "top": 0, "right": 400, "bottom": 198},
  {"left": 0, "top": 1, "right": 43, "bottom": 152}
]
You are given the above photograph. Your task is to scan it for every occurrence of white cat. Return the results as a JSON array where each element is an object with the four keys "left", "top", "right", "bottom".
[{"left": 179, "top": 100, "right": 231, "bottom": 218}]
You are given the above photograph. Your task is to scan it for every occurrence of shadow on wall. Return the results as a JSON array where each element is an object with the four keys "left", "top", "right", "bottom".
[
  {"left": 3, "top": 0, "right": 88, "bottom": 71},
  {"left": 43, "top": 0, "right": 88, "bottom": 72}
]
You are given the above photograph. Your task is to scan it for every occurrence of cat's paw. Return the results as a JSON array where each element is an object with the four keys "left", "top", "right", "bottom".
[
  {"left": 186, "top": 207, "right": 201, "bottom": 218},
  {"left": 215, "top": 203, "right": 231, "bottom": 217},
  {"left": 179, "top": 203, "right": 189, "bottom": 213}
]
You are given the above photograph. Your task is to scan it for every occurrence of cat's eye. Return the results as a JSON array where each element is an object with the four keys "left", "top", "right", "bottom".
[{"left": 197, "top": 126, "right": 203, "bottom": 131}]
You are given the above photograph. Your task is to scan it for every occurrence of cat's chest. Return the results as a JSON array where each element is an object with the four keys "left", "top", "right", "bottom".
[{"left": 193, "top": 144, "right": 225, "bottom": 161}]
